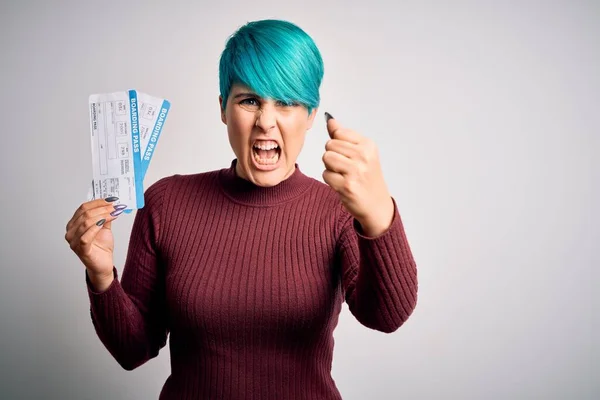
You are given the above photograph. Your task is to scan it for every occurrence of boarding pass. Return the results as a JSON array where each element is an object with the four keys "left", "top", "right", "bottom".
[{"left": 88, "top": 90, "right": 171, "bottom": 210}]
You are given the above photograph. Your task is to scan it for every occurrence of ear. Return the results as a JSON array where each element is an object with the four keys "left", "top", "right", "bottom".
[
  {"left": 219, "top": 95, "right": 227, "bottom": 125},
  {"left": 306, "top": 107, "right": 318, "bottom": 130}
]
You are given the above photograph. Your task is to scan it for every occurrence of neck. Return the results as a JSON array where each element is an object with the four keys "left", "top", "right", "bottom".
[{"left": 219, "top": 159, "right": 314, "bottom": 206}]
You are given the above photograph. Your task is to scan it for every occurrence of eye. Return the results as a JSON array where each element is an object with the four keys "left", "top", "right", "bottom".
[
  {"left": 238, "top": 97, "right": 261, "bottom": 111},
  {"left": 276, "top": 100, "right": 300, "bottom": 107},
  {"left": 240, "top": 97, "right": 260, "bottom": 106}
]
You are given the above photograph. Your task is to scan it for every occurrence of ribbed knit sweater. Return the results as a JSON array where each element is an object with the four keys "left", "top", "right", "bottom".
[{"left": 86, "top": 159, "right": 418, "bottom": 400}]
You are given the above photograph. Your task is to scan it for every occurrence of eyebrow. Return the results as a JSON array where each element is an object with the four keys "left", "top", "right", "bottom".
[{"left": 233, "top": 92, "right": 260, "bottom": 99}]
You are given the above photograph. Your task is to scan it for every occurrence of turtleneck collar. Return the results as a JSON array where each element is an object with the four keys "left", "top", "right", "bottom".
[{"left": 218, "top": 159, "right": 314, "bottom": 206}]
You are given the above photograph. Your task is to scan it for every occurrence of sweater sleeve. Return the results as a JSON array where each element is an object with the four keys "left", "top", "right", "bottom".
[
  {"left": 86, "top": 177, "right": 170, "bottom": 370},
  {"left": 337, "top": 197, "right": 418, "bottom": 333}
]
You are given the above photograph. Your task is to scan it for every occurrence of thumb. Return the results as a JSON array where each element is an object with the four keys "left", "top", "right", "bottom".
[{"left": 324, "top": 112, "right": 342, "bottom": 139}]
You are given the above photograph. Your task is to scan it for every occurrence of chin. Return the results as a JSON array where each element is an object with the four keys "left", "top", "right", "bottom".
[
  {"left": 250, "top": 169, "right": 286, "bottom": 187},
  {"left": 241, "top": 156, "right": 293, "bottom": 187},
  {"left": 237, "top": 149, "right": 287, "bottom": 185}
]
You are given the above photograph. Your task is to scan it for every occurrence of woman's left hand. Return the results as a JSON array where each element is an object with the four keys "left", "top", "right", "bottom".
[{"left": 322, "top": 113, "right": 395, "bottom": 237}]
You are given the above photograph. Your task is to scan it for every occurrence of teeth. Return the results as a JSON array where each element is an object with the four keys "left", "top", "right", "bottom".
[
  {"left": 252, "top": 139, "right": 280, "bottom": 165},
  {"left": 253, "top": 151, "right": 280, "bottom": 165},
  {"left": 253, "top": 140, "right": 279, "bottom": 150}
]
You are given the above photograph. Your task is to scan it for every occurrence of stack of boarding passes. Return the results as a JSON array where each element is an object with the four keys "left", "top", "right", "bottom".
[{"left": 87, "top": 90, "right": 171, "bottom": 212}]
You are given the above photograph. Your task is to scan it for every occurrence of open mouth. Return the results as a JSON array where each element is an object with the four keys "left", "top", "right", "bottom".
[{"left": 252, "top": 140, "right": 281, "bottom": 165}]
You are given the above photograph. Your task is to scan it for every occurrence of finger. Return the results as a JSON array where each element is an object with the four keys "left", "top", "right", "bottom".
[
  {"left": 325, "top": 139, "right": 358, "bottom": 159},
  {"left": 324, "top": 112, "right": 361, "bottom": 144},
  {"left": 66, "top": 196, "right": 120, "bottom": 232},
  {"left": 72, "top": 205, "right": 126, "bottom": 240},
  {"left": 67, "top": 197, "right": 118, "bottom": 229},
  {"left": 322, "top": 150, "right": 353, "bottom": 175},
  {"left": 331, "top": 128, "right": 362, "bottom": 144},
  {"left": 76, "top": 212, "right": 119, "bottom": 256},
  {"left": 66, "top": 206, "right": 108, "bottom": 243},
  {"left": 66, "top": 203, "right": 126, "bottom": 243},
  {"left": 322, "top": 169, "right": 345, "bottom": 192},
  {"left": 324, "top": 112, "right": 342, "bottom": 139}
]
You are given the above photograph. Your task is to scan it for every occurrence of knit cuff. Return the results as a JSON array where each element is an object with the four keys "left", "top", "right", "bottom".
[
  {"left": 85, "top": 267, "right": 129, "bottom": 333},
  {"left": 85, "top": 266, "right": 119, "bottom": 301},
  {"left": 353, "top": 197, "right": 402, "bottom": 240}
]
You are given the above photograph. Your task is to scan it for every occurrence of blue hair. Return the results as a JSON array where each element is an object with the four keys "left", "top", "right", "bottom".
[{"left": 219, "top": 19, "right": 324, "bottom": 114}]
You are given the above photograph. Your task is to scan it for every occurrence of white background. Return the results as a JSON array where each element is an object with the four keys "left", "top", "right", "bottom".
[{"left": 0, "top": 0, "right": 597, "bottom": 398}]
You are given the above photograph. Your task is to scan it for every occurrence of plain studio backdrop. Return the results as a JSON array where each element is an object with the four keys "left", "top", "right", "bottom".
[{"left": 0, "top": 0, "right": 596, "bottom": 399}]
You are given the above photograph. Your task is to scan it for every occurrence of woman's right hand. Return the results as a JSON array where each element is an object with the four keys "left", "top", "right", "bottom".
[{"left": 65, "top": 197, "right": 128, "bottom": 290}]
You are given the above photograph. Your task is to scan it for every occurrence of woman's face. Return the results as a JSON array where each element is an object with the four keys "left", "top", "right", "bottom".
[{"left": 220, "top": 83, "right": 317, "bottom": 187}]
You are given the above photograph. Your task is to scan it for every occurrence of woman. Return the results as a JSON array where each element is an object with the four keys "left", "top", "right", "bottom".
[{"left": 65, "top": 19, "right": 418, "bottom": 399}]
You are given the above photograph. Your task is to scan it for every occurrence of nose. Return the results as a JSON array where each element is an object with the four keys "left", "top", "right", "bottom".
[{"left": 254, "top": 104, "right": 276, "bottom": 133}]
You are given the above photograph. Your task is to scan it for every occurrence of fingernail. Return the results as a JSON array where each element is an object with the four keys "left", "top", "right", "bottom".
[
  {"left": 324, "top": 112, "right": 334, "bottom": 122},
  {"left": 96, "top": 219, "right": 106, "bottom": 226},
  {"left": 113, "top": 204, "right": 128, "bottom": 211},
  {"left": 110, "top": 209, "right": 125, "bottom": 217},
  {"left": 105, "top": 196, "right": 119, "bottom": 202}
]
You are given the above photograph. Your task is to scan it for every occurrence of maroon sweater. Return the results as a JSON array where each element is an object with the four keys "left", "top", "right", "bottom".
[{"left": 87, "top": 159, "right": 418, "bottom": 399}]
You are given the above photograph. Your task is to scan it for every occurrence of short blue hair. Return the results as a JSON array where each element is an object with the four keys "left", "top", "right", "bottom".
[{"left": 219, "top": 19, "right": 324, "bottom": 113}]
